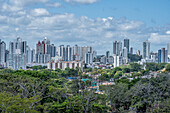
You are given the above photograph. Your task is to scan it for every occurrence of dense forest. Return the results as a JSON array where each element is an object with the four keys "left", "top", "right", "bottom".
[{"left": 0, "top": 63, "right": 170, "bottom": 113}]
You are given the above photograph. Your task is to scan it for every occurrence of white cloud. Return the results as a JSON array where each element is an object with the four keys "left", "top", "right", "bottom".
[
  {"left": 148, "top": 33, "right": 170, "bottom": 45},
  {"left": 2, "top": 3, "right": 22, "bottom": 12},
  {"left": 30, "top": 8, "right": 49, "bottom": 16},
  {"left": 46, "top": 2, "right": 62, "bottom": 7},
  {"left": 9, "top": 0, "right": 49, "bottom": 6},
  {"left": 65, "top": 0, "right": 99, "bottom": 4},
  {"left": 0, "top": 0, "right": 169, "bottom": 54},
  {"left": 0, "top": 15, "right": 7, "bottom": 23},
  {"left": 118, "top": 21, "right": 144, "bottom": 31},
  {"left": 166, "top": 31, "right": 170, "bottom": 34}
]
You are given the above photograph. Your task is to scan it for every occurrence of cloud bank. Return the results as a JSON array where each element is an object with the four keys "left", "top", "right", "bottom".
[{"left": 0, "top": 0, "right": 169, "bottom": 54}]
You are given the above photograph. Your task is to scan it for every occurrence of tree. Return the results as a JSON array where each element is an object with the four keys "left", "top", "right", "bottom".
[
  {"left": 130, "top": 63, "right": 141, "bottom": 72},
  {"left": 128, "top": 54, "right": 142, "bottom": 62},
  {"left": 0, "top": 92, "right": 41, "bottom": 113},
  {"left": 122, "top": 68, "right": 131, "bottom": 73},
  {"left": 112, "top": 67, "right": 122, "bottom": 75},
  {"left": 108, "top": 83, "right": 129, "bottom": 112},
  {"left": 141, "top": 69, "right": 149, "bottom": 75},
  {"left": 166, "top": 64, "right": 170, "bottom": 72},
  {"left": 127, "top": 74, "right": 170, "bottom": 112},
  {"left": 98, "top": 73, "right": 109, "bottom": 81},
  {"left": 114, "top": 71, "right": 123, "bottom": 80},
  {"left": 146, "top": 62, "right": 158, "bottom": 71}
]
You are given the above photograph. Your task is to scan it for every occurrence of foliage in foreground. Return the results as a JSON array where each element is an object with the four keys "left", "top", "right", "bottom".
[{"left": 0, "top": 67, "right": 169, "bottom": 113}]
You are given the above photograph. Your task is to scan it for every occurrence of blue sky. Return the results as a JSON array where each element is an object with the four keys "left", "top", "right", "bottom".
[
  {"left": 55, "top": 0, "right": 170, "bottom": 26},
  {"left": 0, "top": 0, "right": 170, "bottom": 54}
]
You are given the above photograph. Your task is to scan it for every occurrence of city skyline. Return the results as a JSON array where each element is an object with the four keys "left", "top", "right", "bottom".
[
  {"left": 0, "top": 0, "right": 170, "bottom": 54},
  {"left": 0, "top": 37, "right": 170, "bottom": 55},
  {"left": 0, "top": 37, "right": 169, "bottom": 70}
]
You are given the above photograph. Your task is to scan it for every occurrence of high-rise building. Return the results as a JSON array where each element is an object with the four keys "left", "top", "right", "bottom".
[
  {"left": 123, "top": 47, "right": 128, "bottom": 58},
  {"left": 106, "top": 51, "right": 110, "bottom": 63},
  {"left": 108, "top": 56, "right": 114, "bottom": 64},
  {"left": 150, "top": 52, "right": 158, "bottom": 63},
  {"left": 8, "top": 38, "right": 27, "bottom": 70},
  {"left": 113, "top": 41, "right": 122, "bottom": 56},
  {"left": 50, "top": 44, "right": 56, "bottom": 57},
  {"left": 59, "top": 45, "right": 93, "bottom": 62},
  {"left": 158, "top": 49, "right": 161, "bottom": 63},
  {"left": 0, "top": 40, "right": 6, "bottom": 66},
  {"left": 36, "top": 37, "right": 56, "bottom": 63},
  {"left": 31, "top": 49, "right": 36, "bottom": 63},
  {"left": 66, "top": 45, "right": 72, "bottom": 61},
  {"left": 123, "top": 47, "right": 128, "bottom": 64},
  {"left": 15, "top": 37, "right": 22, "bottom": 50},
  {"left": 143, "top": 40, "right": 150, "bottom": 59},
  {"left": 165, "top": 50, "right": 168, "bottom": 63},
  {"left": 85, "top": 52, "right": 93, "bottom": 65},
  {"left": 43, "top": 37, "right": 50, "bottom": 54},
  {"left": 113, "top": 55, "right": 123, "bottom": 67},
  {"left": 92, "top": 51, "right": 97, "bottom": 60},
  {"left": 130, "top": 47, "right": 133, "bottom": 54},
  {"left": 36, "top": 41, "right": 45, "bottom": 54},
  {"left": 136, "top": 50, "right": 141, "bottom": 56},
  {"left": 158, "top": 48, "right": 168, "bottom": 63},
  {"left": 167, "top": 43, "right": 170, "bottom": 58},
  {"left": 26, "top": 46, "right": 32, "bottom": 63},
  {"left": 58, "top": 45, "right": 65, "bottom": 61},
  {"left": 21, "top": 41, "right": 27, "bottom": 54},
  {"left": 9, "top": 42, "right": 15, "bottom": 54},
  {"left": 8, "top": 53, "right": 27, "bottom": 70},
  {"left": 100, "top": 56, "right": 106, "bottom": 64},
  {"left": 72, "top": 45, "right": 81, "bottom": 61},
  {"left": 80, "top": 46, "right": 92, "bottom": 61},
  {"left": 124, "top": 39, "right": 130, "bottom": 54},
  {"left": 106, "top": 51, "right": 110, "bottom": 59},
  {"left": 161, "top": 48, "right": 165, "bottom": 63}
]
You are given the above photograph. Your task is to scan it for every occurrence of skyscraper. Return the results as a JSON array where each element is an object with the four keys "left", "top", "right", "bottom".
[
  {"left": 113, "top": 55, "right": 123, "bottom": 67},
  {"left": 123, "top": 47, "right": 128, "bottom": 64},
  {"left": 124, "top": 39, "right": 130, "bottom": 54},
  {"left": 143, "top": 40, "right": 150, "bottom": 59},
  {"left": 36, "top": 41, "right": 45, "bottom": 54},
  {"left": 21, "top": 41, "right": 27, "bottom": 54},
  {"left": 58, "top": 45, "right": 65, "bottom": 61},
  {"left": 85, "top": 52, "right": 93, "bottom": 65},
  {"left": 167, "top": 43, "right": 170, "bottom": 58},
  {"left": 165, "top": 50, "right": 168, "bottom": 63},
  {"left": 0, "top": 39, "right": 1, "bottom": 64},
  {"left": 158, "top": 48, "right": 168, "bottom": 63},
  {"left": 66, "top": 45, "right": 72, "bottom": 61},
  {"left": 31, "top": 49, "right": 36, "bottom": 63},
  {"left": 106, "top": 51, "right": 110, "bottom": 63},
  {"left": 0, "top": 40, "right": 6, "bottom": 66},
  {"left": 9, "top": 42, "right": 15, "bottom": 54},
  {"left": 80, "top": 46, "right": 92, "bottom": 61},
  {"left": 36, "top": 37, "right": 56, "bottom": 63},
  {"left": 72, "top": 45, "right": 81, "bottom": 61},
  {"left": 123, "top": 47, "right": 128, "bottom": 58},
  {"left": 26, "top": 46, "right": 32, "bottom": 63},
  {"left": 50, "top": 44, "right": 56, "bottom": 57},
  {"left": 113, "top": 41, "right": 122, "bottom": 56},
  {"left": 136, "top": 50, "right": 141, "bottom": 56},
  {"left": 8, "top": 38, "right": 27, "bottom": 70},
  {"left": 161, "top": 48, "right": 165, "bottom": 63},
  {"left": 130, "top": 47, "right": 133, "bottom": 54},
  {"left": 158, "top": 49, "right": 161, "bottom": 63}
]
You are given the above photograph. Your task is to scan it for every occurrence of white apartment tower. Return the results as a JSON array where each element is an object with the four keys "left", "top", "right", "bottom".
[{"left": 143, "top": 40, "right": 150, "bottom": 59}]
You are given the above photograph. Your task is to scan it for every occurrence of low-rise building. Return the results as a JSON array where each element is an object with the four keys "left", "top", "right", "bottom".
[{"left": 47, "top": 61, "right": 83, "bottom": 70}]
